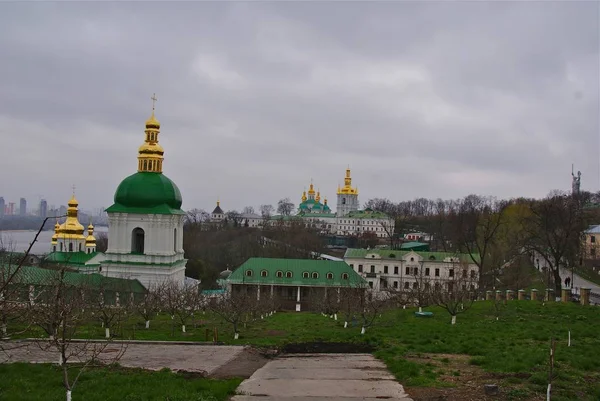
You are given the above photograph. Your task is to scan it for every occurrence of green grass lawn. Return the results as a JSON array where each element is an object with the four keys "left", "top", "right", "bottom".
[
  {"left": 0, "top": 363, "right": 241, "bottom": 401},
  {"left": 10, "top": 301, "right": 600, "bottom": 400}
]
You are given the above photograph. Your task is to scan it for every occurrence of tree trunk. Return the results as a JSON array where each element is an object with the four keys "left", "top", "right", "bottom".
[
  {"left": 344, "top": 321, "right": 348, "bottom": 328},
  {"left": 361, "top": 326, "right": 366, "bottom": 334},
  {"left": 0, "top": 322, "right": 7, "bottom": 338},
  {"left": 451, "top": 315, "right": 457, "bottom": 325},
  {"left": 105, "top": 328, "right": 110, "bottom": 338},
  {"left": 553, "top": 267, "right": 562, "bottom": 295},
  {"left": 145, "top": 320, "right": 150, "bottom": 329},
  {"left": 66, "top": 390, "right": 72, "bottom": 401},
  {"left": 182, "top": 325, "right": 186, "bottom": 333},
  {"left": 334, "top": 314, "right": 338, "bottom": 320}
]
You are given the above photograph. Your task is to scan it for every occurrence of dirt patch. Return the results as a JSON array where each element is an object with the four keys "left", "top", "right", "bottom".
[
  {"left": 281, "top": 341, "right": 375, "bottom": 354},
  {"left": 404, "top": 353, "right": 541, "bottom": 401},
  {"left": 210, "top": 347, "right": 271, "bottom": 379}
]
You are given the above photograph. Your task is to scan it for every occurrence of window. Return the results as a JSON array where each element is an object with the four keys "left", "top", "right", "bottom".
[
  {"left": 394, "top": 266, "right": 398, "bottom": 274},
  {"left": 60, "top": 243, "right": 63, "bottom": 251},
  {"left": 393, "top": 281, "right": 398, "bottom": 288},
  {"left": 78, "top": 243, "right": 82, "bottom": 252},
  {"left": 470, "top": 270, "right": 476, "bottom": 279},
  {"left": 413, "top": 267, "right": 418, "bottom": 275},
  {"left": 592, "top": 236, "right": 596, "bottom": 243},
  {"left": 410, "top": 257, "right": 414, "bottom": 262},
  {"left": 449, "top": 269, "right": 454, "bottom": 277},
  {"left": 382, "top": 280, "right": 387, "bottom": 288},
  {"left": 349, "top": 264, "right": 354, "bottom": 269},
  {"left": 286, "top": 271, "right": 293, "bottom": 278},
  {"left": 68, "top": 243, "right": 73, "bottom": 252},
  {"left": 368, "top": 281, "right": 373, "bottom": 288},
  {"left": 404, "top": 282, "right": 409, "bottom": 289},
  {"left": 87, "top": 249, "right": 91, "bottom": 254},
  {"left": 53, "top": 246, "right": 56, "bottom": 252},
  {"left": 425, "top": 268, "right": 430, "bottom": 276},
  {"left": 429, "top": 255, "right": 436, "bottom": 261},
  {"left": 370, "top": 265, "right": 375, "bottom": 273},
  {"left": 276, "top": 271, "right": 283, "bottom": 278},
  {"left": 341, "top": 273, "right": 349, "bottom": 280},
  {"left": 413, "top": 282, "right": 418, "bottom": 289},
  {"left": 448, "top": 283, "right": 454, "bottom": 292},
  {"left": 435, "top": 268, "right": 440, "bottom": 277},
  {"left": 326, "top": 272, "right": 333, "bottom": 279},
  {"left": 132, "top": 227, "right": 145, "bottom": 254},
  {"left": 303, "top": 271, "right": 309, "bottom": 278},
  {"left": 463, "top": 270, "right": 467, "bottom": 278},
  {"left": 261, "top": 270, "right": 268, "bottom": 277},
  {"left": 174, "top": 228, "right": 177, "bottom": 252},
  {"left": 405, "top": 267, "right": 410, "bottom": 275},
  {"left": 245, "top": 270, "right": 253, "bottom": 277},
  {"left": 312, "top": 272, "right": 319, "bottom": 279},
  {"left": 384, "top": 266, "right": 388, "bottom": 274},
  {"left": 358, "top": 265, "right": 363, "bottom": 273}
]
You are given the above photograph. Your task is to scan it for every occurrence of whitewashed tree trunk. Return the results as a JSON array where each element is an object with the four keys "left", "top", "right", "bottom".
[
  {"left": 451, "top": 315, "right": 457, "bottom": 325},
  {"left": 58, "top": 354, "right": 63, "bottom": 365},
  {"left": 334, "top": 314, "right": 338, "bottom": 320},
  {"left": 568, "top": 330, "right": 571, "bottom": 347},
  {"left": 182, "top": 325, "right": 186, "bottom": 333},
  {"left": 145, "top": 320, "right": 150, "bottom": 329},
  {"left": 234, "top": 332, "right": 239, "bottom": 340},
  {"left": 66, "top": 390, "right": 72, "bottom": 401},
  {"left": 418, "top": 307, "right": 422, "bottom": 313},
  {"left": 403, "top": 305, "right": 406, "bottom": 310},
  {"left": 101, "top": 322, "right": 104, "bottom": 328},
  {"left": 171, "top": 315, "right": 174, "bottom": 320},
  {"left": 105, "top": 328, "right": 110, "bottom": 338},
  {"left": 344, "top": 321, "right": 348, "bottom": 328},
  {"left": 0, "top": 323, "right": 7, "bottom": 338},
  {"left": 546, "top": 383, "right": 551, "bottom": 401},
  {"left": 361, "top": 326, "right": 366, "bottom": 334},
  {"left": 261, "top": 315, "right": 264, "bottom": 319}
]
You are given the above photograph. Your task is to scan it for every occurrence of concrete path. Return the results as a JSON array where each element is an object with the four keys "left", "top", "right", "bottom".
[
  {"left": 231, "top": 353, "right": 413, "bottom": 401},
  {"left": 560, "top": 268, "right": 600, "bottom": 293},
  {"left": 1, "top": 342, "right": 245, "bottom": 375}
]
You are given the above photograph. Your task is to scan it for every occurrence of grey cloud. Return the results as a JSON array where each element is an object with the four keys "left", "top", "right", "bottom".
[{"left": 0, "top": 2, "right": 597, "bottom": 212}]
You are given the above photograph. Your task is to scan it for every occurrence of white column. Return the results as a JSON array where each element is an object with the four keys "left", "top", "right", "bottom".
[
  {"left": 257, "top": 285, "right": 261, "bottom": 300},
  {"left": 296, "top": 286, "right": 301, "bottom": 302}
]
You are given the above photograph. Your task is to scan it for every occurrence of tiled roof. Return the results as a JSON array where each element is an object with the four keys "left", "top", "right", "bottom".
[
  {"left": 343, "top": 248, "right": 479, "bottom": 264},
  {"left": 228, "top": 257, "right": 366, "bottom": 287},
  {"left": 1, "top": 264, "right": 145, "bottom": 292}
]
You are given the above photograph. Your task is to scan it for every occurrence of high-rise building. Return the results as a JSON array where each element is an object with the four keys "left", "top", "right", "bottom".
[
  {"left": 39, "top": 199, "right": 48, "bottom": 219},
  {"left": 0, "top": 197, "right": 4, "bottom": 218},
  {"left": 19, "top": 198, "right": 27, "bottom": 216},
  {"left": 7, "top": 202, "right": 15, "bottom": 215}
]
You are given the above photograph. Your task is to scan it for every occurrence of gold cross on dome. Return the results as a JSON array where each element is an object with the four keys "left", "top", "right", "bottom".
[
  {"left": 72, "top": 184, "right": 76, "bottom": 196},
  {"left": 151, "top": 93, "right": 158, "bottom": 112}
]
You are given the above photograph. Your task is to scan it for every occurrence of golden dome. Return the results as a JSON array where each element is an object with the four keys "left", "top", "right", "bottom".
[
  {"left": 336, "top": 167, "right": 359, "bottom": 195},
  {"left": 308, "top": 183, "right": 315, "bottom": 195},
  {"left": 316, "top": 191, "right": 321, "bottom": 202},
  {"left": 301, "top": 191, "right": 307, "bottom": 202},
  {"left": 56, "top": 194, "right": 85, "bottom": 241},
  {"left": 145, "top": 114, "right": 160, "bottom": 129},
  {"left": 138, "top": 142, "right": 164, "bottom": 154}
]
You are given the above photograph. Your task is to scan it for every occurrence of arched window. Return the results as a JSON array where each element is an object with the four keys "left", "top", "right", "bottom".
[
  {"left": 302, "top": 272, "right": 309, "bottom": 279},
  {"left": 312, "top": 272, "right": 319, "bottom": 279},
  {"left": 261, "top": 270, "right": 268, "bottom": 277},
  {"left": 87, "top": 248, "right": 91, "bottom": 254},
  {"left": 53, "top": 246, "right": 56, "bottom": 252},
  {"left": 245, "top": 270, "right": 253, "bottom": 277},
  {"left": 429, "top": 255, "right": 436, "bottom": 261},
  {"left": 78, "top": 243, "right": 82, "bottom": 252},
  {"left": 285, "top": 271, "right": 293, "bottom": 278},
  {"left": 326, "top": 272, "right": 333, "bottom": 279},
  {"left": 132, "top": 227, "right": 145, "bottom": 254},
  {"left": 68, "top": 243, "right": 73, "bottom": 252},
  {"left": 60, "top": 243, "right": 63, "bottom": 252},
  {"left": 410, "top": 257, "right": 414, "bottom": 262},
  {"left": 174, "top": 228, "right": 177, "bottom": 252},
  {"left": 341, "top": 273, "right": 349, "bottom": 280},
  {"left": 276, "top": 271, "right": 283, "bottom": 278}
]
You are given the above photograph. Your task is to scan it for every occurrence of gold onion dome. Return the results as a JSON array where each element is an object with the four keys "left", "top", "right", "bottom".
[
  {"left": 86, "top": 221, "right": 96, "bottom": 246},
  {"left": 57, "top": 194, "right": 85, "bottom": 239},
  {"left": 51, "top": 220, "right": 59, "bottom": 244},
  {"left": 145, "top": 113, "right": 160, "bottom": 129},
  {"left": 301, "top": 191, "right": 307, "bottom": 202}
]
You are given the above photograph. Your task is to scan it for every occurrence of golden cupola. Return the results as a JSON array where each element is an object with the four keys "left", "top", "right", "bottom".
[
  {"left": 316, "top": 190, "right": 321, "bottom": 203},
  {"left": 51, "top": 220, "right": 59, "bottom": 245},
  {"left": 301, "top": 191, "right": 307, "bottom": 202},
  {"left": 56, "top": 194, "right": 85, "bottom": 240},
  {"left": 137, "top": 93, "right": 165, "bottom": 174},
  {"left": 337, "top": 167, "right": 359, "bottom": 195},
  {"left": 85, "top": 220, "right": 96, "bottom": 249},
  {"left": 308, "top": 182, "right": 316, "bottom": 196}
]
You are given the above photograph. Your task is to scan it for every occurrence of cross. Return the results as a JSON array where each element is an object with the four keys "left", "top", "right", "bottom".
[
  {"left": 151, "top": 93, "right": 158, "bottom": 112},
  {"left": 72, "top": 184, "right": 76, "bottom": 196}
]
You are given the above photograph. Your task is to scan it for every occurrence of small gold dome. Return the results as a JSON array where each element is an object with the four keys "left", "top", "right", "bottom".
[
  {"left": 138, "top": 142, "right": 164, "bottom": 154},
  {"left": 145, "top": 113, "right": 160, "bottom": 129},
  {"left": 67, "top": 194, "right": 79, "bottom": 207}
]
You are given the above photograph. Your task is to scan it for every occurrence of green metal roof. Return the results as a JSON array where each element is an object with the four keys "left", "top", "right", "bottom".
[
  {"left": 400, "top": 242, "right": 430, "bottom": 251},
  {"left": 346, "top": 210, "right": 390, "bottom": 219},
  {"left": 228, "top": 258, "right": 366, "bottom": 287},
  {"left": 343, "top": 248, "right": 479, "bottom": 264},
  {"left": 44, "top": 251, "right": 99, "bottom": 266},
  {"left": 298, "top": 212, "right": 336, "bottom": 218},
  {"left": 1, "top": 264, "right": 146, "bottom": 293},
  {"left": 106, "top": 172, "right": 184, "bottom": 215}
]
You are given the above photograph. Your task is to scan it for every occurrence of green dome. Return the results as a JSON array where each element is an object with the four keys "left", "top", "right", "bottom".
[{"left": 107, "top": 172, "right": 183, "bottom": 215}]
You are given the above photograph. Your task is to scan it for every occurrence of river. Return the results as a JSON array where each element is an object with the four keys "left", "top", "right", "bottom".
[{"left": 0, "top": 227, "right": 108, "bottom": 256}]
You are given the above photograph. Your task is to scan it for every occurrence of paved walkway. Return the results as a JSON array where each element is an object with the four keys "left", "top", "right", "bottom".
[
  {"left": 231, "top": 353, "right": 413, "bottom": 401},
  {"left": 1, "top": 342, "right": 245, "bottom": 375},
  {"left": 560, "top": 268, "right": 600, "bottom": 293}
]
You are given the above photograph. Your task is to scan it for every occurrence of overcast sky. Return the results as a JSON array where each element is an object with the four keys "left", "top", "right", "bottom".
[{"left": 0, "top": 2, "right": 598, "bottom": 213}]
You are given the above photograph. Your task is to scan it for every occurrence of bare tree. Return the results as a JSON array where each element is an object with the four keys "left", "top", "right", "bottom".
[
  {"left": 133, "top": 283, "right": 162, "bottom": 329},
  {"left": 31, "top": 269, "right": 126, "bottom": 401},
  {"left": 522, "top": 192, "right": 585, "bottom": 294},
  {"left": 277, "top": 198, "right": 295, "bottom": 216},
  {"left": 185, "top": 208, "right": 210, "bottom": 226},
  {"left": 207, "top": 289, "right": 258, "bottom": 339},
  {"left": 225, "top": 210, "right": 243, "bottom": 227},
  {"left": 242, "top": 206, "right": 256, "bottom": 215},
  {"left": 406, "top": 262, "right": 432, "bottom": 312},
  {"left": 429, "top": 263, "right": 478, "bottom": 325},
  {"left": 88, "top": 283, "right": 126, "bottom": 339},
  {"left": 356, "top": 289, "right": 386, "bottom": 334},
  {"left": 259, "top": 204, "right": 274, "bottom": 222}
]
